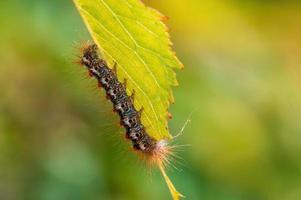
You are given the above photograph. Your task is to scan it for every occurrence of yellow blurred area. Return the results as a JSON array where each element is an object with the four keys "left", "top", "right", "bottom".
[{"left": 1, "top": 0, "right": 301, "bottom": 199}]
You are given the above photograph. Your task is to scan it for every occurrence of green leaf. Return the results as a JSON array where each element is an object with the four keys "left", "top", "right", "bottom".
[{"left": 73, "top": 0, "right": 182, "bottom": 140}]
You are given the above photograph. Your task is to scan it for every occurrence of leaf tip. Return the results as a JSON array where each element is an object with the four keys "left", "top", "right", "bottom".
[{"left": 159, "top": 163, "right": 184, "bottom": 200}]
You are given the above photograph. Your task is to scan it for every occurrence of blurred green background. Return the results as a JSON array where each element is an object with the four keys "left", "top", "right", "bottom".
[{"left": 1, "top": 0, "right": 301, "bottom": 199}]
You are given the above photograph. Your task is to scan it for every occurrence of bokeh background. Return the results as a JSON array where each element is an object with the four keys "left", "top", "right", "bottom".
[{"left": 1, "top": 0, "right": 301, "bottom": 199}]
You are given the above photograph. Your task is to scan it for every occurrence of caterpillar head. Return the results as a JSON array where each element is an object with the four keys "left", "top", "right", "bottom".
[{"left": 81, "top": 44, "right": 99, "bottom": 68}]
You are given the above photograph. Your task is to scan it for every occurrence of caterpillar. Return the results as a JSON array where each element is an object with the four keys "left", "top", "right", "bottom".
[{"left": 79, "top": 44, "right": 161, "bottom": 155}]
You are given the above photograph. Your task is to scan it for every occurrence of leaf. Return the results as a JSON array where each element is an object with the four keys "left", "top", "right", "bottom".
[{"left": 73, "top": 0, "right": 183, "bottom": 141}]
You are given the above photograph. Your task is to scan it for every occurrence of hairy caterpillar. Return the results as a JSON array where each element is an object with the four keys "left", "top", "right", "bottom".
[
  {"left": 78, "top": 43, "right": 182, "bottom": 199},
  {"left": 80, "top": 44, "right": 166, "bottom": 156}
]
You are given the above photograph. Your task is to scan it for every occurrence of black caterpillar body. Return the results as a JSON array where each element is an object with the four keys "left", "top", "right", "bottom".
[{"left": 80, "top": 44, "right": 157, "bottom": 154}]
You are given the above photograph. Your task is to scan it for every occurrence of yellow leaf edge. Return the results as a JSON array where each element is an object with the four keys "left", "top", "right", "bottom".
[{"left": 136, "top": 0, "right": 184, "bottom": 141}]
